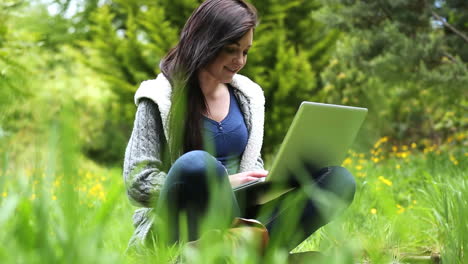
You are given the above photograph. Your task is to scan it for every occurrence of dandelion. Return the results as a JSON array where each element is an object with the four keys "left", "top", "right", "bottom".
[
  {"left": 357, "top": 172, "right": 366, "bottom": 178},
  {"left": 396, "top": 204, "right": 405, "bottom": 214},
  {"left": 2, "top": 192, "right": 7, "bottom": 197},
  {"left": 378, "top": 176, "right": 393, "bottom": 186},
  {"left": 52, "top": 195, "right": 57, "bottom": 201},
  {"left": 372, "top": 157, "right": 380, "bottom": 163},
  {"left": 411, "top": 142, "right": 417, "bottom": 149},
  {"left": 395, "top": 164, "right": 401, "bottom": 169},
  {"left": 449, "top": 155, "right": 459, "bottom": 165},
  {"left": 342, "top": 157, "right": 352, "bottom": 166},
  {"left": 370, "top": 208, "right": 377, "bottom": 214},
  {"left": 392, "top": 146, "right": 398, "bottom": 152},
  {"left": 397, "top": 152, "right": 409, "bottom": 159},
  {"left": 99, "top": 191, "right": 106, "bottom": 201},
  {"left": 456, "top": 133, "right": 466, "bottom": 141},
  {"left": 53, "top": 179, "right": 61, "bottom": 187},
  {"left": 355, "top": 165, "right": 363, "bottom": 171}
]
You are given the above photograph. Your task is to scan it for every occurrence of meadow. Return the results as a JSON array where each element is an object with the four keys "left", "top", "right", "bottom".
[
  {"left": 0, "top": 117, "right": 466, "bottom": 263},
  {"left": 1, "top": 1, "right": 466, "bottom": 263}
]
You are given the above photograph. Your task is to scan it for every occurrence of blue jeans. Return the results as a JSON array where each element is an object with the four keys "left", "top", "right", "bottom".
[{"left": 155, "top": 150, "right": 356, "bottom": 250}]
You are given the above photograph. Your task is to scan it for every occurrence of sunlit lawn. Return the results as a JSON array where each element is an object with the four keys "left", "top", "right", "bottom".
[{"left": 0, "top": 127, "right": 466, "bottom": 263}]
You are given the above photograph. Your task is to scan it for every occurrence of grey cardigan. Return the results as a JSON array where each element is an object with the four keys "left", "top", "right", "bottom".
[{"left": 123, "top": 73, "right": 266, "bottom": 249}]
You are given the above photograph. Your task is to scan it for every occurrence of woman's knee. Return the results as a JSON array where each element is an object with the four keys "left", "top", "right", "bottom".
[
  {"left": 319, "top": 166, "right": 356, "bottom": 205},
  {"left": 168, "top": 150, "right": 226, "bottom": 184}
]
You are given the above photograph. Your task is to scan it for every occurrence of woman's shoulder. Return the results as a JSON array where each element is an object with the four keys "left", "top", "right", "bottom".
[
  {"left": 231, "top": 74, "right": 264, "bottom": 103},
  {"left": 134, "top": 73, "right": 172, "bottom": 110}
]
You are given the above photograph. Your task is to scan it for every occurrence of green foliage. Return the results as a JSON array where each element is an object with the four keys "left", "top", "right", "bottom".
[
  {"left": 1, "top": 120, "right": 466, "bottom": 262},
  {"left": 314, "top": 0, "right": 468, "bottom": 147},
  {"left": 0, "top": 1, "right": 31, "bottom": 120},
  {"left": 60, "top": 0, "right": 338, "bottom": 162}
]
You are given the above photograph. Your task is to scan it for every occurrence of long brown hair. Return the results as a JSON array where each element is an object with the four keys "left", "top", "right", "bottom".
[{"left": 160, "top": 0, "right": 258, "bottom": 162}]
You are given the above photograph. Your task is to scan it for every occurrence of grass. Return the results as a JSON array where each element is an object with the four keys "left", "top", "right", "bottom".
[{"left": 0, "top": 110, "right": 466, "bottom": 263}]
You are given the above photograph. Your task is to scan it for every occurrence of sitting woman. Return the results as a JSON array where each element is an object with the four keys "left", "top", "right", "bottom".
[{"left": 123, "top": 0, "right": 355, "bottom": 253}]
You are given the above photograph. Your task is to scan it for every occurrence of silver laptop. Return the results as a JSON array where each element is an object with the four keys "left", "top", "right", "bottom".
[{"left": 233, "top": 101, "right": 367, "bottom": 196}]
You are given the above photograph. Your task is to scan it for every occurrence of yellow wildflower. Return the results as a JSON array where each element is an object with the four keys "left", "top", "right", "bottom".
[
  {"left": 412, "top": 200, "right": 417, "bottom": 205},
  {"left": 337, "top": 72, "right": 346, "bottom": 79},
  {"left": 378, "top": 176, "right": 393, "bottom": 186},
  {"left": 99, "top": 191, "right": 106, "bottom": 201},
  {"left": 370, "top": 208, "right": 377, "bottom": 215},
  {"left": 449, "top": 155, "right": 459, "bottom": 165},
  {"left": 355, "top": 165, "right": 363, "bottom": 171},
  {"left": 402, "top": 145, "right": 408, "bottom": 151},
  {"left": 395, "top": 164, "right": 401, "bottom": 169},
  {"left": 330, "top": 58, "right": 339, "bottom": 66},
  {"left": 342, "top": 157, "right": 352, "bottom": 166},
  {"left": 372, "top": 157, "right": 380, "bottom": 163},
  {"left": 396, "top": 204, "right": 405, "bottom": 214},
  {"left": 53, "top": 180, "right": 61, "bottom": 187},
  {"left": 52, "top": 195, "right": 57, "bottom": 201},
  {"left": 323, "top": 84, "right": 334, "bottom": 92},
  {"left": 411, "top": 142, "right": 417, "bottom": 149},
  {"left": 30, "top": 194, "right": 36, "bottom": 200},
  {"left": 398, "top": 152, "right": 409, "bottom": 159},
  {"left": 357, "top": 172, "right": 367, "bottom": 178},
  {"left": 392, "top": 146, "right": 398, "bottom": 152},
  {"left": 2, "top": 192, "right": 7, "bottom": 197}
]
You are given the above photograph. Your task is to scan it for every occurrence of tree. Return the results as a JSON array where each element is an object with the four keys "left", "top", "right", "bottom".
[
  {"left": 314, "top": 0, "right": 468, "bottom": 146},
  {"left": 53, "top": 0, "right": 339, "bottom": 163}
]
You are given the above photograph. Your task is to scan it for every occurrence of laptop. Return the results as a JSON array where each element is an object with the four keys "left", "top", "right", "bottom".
[{"left": 233, "top": 101, "right": 367, "bottom": 203}]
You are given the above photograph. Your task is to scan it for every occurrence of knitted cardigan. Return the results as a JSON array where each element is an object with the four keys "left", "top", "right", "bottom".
[{"left": 123, "top": 73, "right": 265, "bottom": 250}]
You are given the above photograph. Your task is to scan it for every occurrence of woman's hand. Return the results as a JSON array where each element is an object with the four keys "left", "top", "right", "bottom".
[{"left": 229, "top": 170, "right": 268, "bottom": 188}]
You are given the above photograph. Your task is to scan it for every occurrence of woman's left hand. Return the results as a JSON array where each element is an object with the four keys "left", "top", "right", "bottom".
[{"left": 228, "top": 170, "right": 268, "bottom": 188}]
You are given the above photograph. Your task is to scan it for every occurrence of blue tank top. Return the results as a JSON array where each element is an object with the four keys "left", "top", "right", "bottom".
[{"left": 203, "top": 85, "right": 249, "bottom": 175}]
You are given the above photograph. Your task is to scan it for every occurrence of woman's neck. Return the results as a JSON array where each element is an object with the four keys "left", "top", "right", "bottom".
[{"left": 198, "top": 70, "right": 227, "bottom": 100}]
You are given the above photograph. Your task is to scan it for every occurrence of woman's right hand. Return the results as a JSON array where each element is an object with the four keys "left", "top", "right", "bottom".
[{"left": 229, "top": 170, "right": 268, "bottom": 188}]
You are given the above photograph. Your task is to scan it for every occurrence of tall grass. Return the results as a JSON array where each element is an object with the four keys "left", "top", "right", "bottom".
[{"left": 0, "top": 104, "right": 466, "bottom": 264}]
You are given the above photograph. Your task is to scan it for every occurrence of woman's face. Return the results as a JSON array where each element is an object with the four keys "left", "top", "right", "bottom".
[{"left": 202, "top": 28, "right": 253, "bottom": 83}]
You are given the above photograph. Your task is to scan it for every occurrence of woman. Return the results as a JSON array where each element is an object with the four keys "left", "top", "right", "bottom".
[{"left": 123, "top": 0, "right": 356, "bottom": 253}]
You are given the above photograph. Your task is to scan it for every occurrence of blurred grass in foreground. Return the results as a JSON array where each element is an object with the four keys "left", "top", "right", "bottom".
[{"left": 0, "top": 105, "right": 466, "bottom": 263}]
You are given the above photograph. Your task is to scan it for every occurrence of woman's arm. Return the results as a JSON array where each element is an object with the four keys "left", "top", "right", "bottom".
[{"left": 123, "top": 98, "right": 169, "bottom": 208}]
